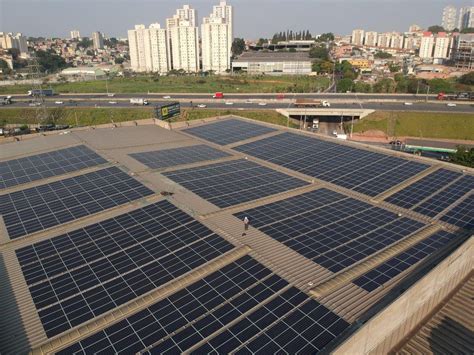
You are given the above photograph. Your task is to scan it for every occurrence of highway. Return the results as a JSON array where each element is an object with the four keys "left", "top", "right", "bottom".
[{"left": 2, "top": 99, "right": 473, "bottom": 113}]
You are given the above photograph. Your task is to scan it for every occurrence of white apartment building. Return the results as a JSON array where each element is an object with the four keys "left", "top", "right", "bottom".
[
  {"left": 458, "top": 7, "right": 474, "bottom": 30},
  {"left": 377, "top": 33, "right": 391, "bottom": 48},
  {"left": 433, "top": 33, "right": 451, "bottom": 59},
  {"left": 0, "top": 32, "right": 28, "bottom": 55},
  {"left": 390, "top": 33, "right": 404, "bottom": 49},
  {"left": 442, "top": 5, "right": 457, "bottom": 31},
  {"left": 166, "top": 5, "right": 200, "bottom": 72},
  {"left": 92, "top": 32, "right": 104, "bottom": 50},
  {"left": 419, "top": 32, "right": 435, "bottom": 58},
  {"left": 201, "top": 1, "right": 233, "bottom": 73},
  {"left": 128, "top": 24, "right": 169, "bottom": 73},
  {"left": 351, "top": 29, "right": 364, "bottom": 46},
  {"left": 70, "top": 30, "right": 81, "bottom": 40},
  {"left": 404, "top": 36, "right": 421, "bottom": 51},
  {"left": 364, "top": 31, "right": 378, "bottom": 47}
]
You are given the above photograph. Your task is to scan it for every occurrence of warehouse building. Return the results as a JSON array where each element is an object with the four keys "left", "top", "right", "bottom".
[{"left": 232, "top": 52, "right": 312, "bottom": 75}]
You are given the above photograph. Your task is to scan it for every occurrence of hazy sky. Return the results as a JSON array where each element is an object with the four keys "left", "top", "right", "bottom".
[{"left": 1, "top": 0, "right": 473, "bottom": 39}]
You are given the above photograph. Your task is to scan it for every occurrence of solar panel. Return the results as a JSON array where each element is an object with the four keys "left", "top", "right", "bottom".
[
  {"left": 0, "top": 145, "right": 107, "bottom": 190},
  {"left": 234, "top": 132, "right": 430, "bottom": 197},
  {"left": 385, "top": 169, "right": 462, "bottom": 209},
  {"left": 56, "top": 256, "right": 349, "bottom": 355},
  {"left": 353, "top": 230, "right": 456, "bottom": 292},
  {"left": 0, "top": 167, "right": 154, "bottom": 239},
  {"left": 16, "top": 200, "right": 234, "bottom": 338},
  {"left": 440, "top": 195, "right": 474, "bottom": 230},
  {"left": 183, "top": 118, "right": 277, "bottom": 145},
  {"left": 129, "top": 144, "right": 231, "bottom": 169},
  {"left": 235, "top": 188, "right": 426, "bottom": 273},
  {"left": 414, "top": 175, "right": 474, "bottom": 218},
  {"left": 163, "top": 159, "right": 309, "bottom": 208}
]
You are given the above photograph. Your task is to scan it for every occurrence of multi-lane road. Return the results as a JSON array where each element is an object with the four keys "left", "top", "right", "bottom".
[{"left": 2, "top": 93, "right": 473, "bottom": 113}]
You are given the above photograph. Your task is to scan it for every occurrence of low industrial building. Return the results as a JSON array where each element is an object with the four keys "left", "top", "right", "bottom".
[
  {"left": 232, "top": 51, "right": 312, "bottom": 75},
  {"left": 60, "top": 67, "right": 107, "bottom": 79}
]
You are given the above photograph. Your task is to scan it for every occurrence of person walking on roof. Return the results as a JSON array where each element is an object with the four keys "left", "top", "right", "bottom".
[{"left": 242, "top": 216, "right": 250, "bottom": 236}]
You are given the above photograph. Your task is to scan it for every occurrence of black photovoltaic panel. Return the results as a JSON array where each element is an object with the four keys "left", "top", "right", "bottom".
[
  {"left": 0, "top": 145, "right": 107, "bottom": 190},
  {"left": 183, "top": 118, "right": 277, "bottom": 145},
  {"left": 236, "top": 188, "right": 426, "bottom": 273},
  {"left": 129, "top": 145, "right": 231, "bottom": 170},
  {"left": 385, "top": 169, "right": 462, "bottom": 209},
  {"left": 354, "top": 231, "right": 456, "bottom": 292},
  {"left": 0, "top": 167, "right": 153, "bottom": 239},
  {"left": 57, "top": 256, "right": 349, "bottom": 355},
  {"left": 16, "top": 200, "right": 234, "bottom": 338},
  {"left": 414, "top": 175, "right": 474, "bottom": 218},
  {"left": 234, "top": 132, "right": 430, "bottom": 197},
  {"left": 163, "top": 159, "right": 309, "bottom": 208},
  {"left": 440, "top": 195, "right": 474, "bottom": 230}
]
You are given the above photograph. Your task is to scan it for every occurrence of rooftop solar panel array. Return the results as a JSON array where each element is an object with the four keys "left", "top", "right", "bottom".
[
  {"left": 353, "top": 230, "right": 456, "bottom": 292},
  {"left": 129, "top": 144, "right": 231, "bottom": 170},
  {"left": 234, "top": 132, "right": 430, "bottom": 197},
  {"left": 440, "top": 195, "right": 474, "bottom": 230},
  {"left": 57, "top": 256, "right": 349, "bottom": 355},
  {"left": 163, "top": 159, "right": 309, "bottom": 208},
  {"left": 236, "top": 188, "right": 426, "bottom": 273},
  {"left": 16, "top": 200, "right": 234, "bottom": 338},
  {"left": 0, "top": 145, "right": 107, "bottom": 190},
  {"left": 385, "top": 169, "right": 462, "bottom": 209},
  {"left": 183, "top": 118, "right": 277, "bottom": 146},
  {"left": 414, "top": 175, "right": 474, "bottom": 218},
  {"left": 0, "top": 167, "right": 154, "bottom": 239}
]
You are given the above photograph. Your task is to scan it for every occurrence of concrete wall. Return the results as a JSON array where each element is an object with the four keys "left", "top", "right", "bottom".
[{"left": 334, "top": 236, "right": 473, "bottom": 355}]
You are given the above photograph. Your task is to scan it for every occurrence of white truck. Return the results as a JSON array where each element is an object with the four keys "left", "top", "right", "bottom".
[
  {"left": 295, "top": 99, "right": 330, "bottom": 108},
  {"left": 312, "top": 118, "right": 319, "bottom": 130},
  {"left": 130, "top": 98, "right": 148, "bottom": 106}
]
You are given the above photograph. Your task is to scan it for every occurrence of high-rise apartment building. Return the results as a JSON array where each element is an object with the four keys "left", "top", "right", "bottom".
[
  {"left": 92, "top": 31, "right": 104, "bottom": 50},
  {"left": 201, "top": 1, "right": 233, "bottom": 73},
  {"left": 166, "top": 5, "right": 199, "bottom": 72},
  {"left": 458, "top": 7, "right": 474, "bottom": 30},
  {"left": 442, "top": 5, "right": 458, "bottom": 31},
  {"left": 404, "top": 36, "right": 421, "bottom": 51},
  {"left": 377, "top": 33, "right": 391, "bottom": 48},
  {"left": 351, "top": 29, "right": 365, "bottom": 46},
  {"left": 364, "top": 32, "right": 378, "bottom": 47},
  {"left": 70, "top": 30, "right": 81, "bottom": 40},
  {"left": 128, "top": 24, "right": 169, "bottom": 73},
  {"left": 0, "top": 32, "right": 28, "bottom": 55},
  {"left": 419, "top": 32, "right": 435, "bottom": 58},
  {"left": 452, "top": 33, "right": 474, "bottom": 69},
  {"left": 390, "top": 33, "right": 405, "bottom": 49},
  {"left": 433, "top": 32, "right": 451, "bottom": 59}
]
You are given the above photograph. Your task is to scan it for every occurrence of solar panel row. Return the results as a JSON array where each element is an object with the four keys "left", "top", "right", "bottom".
[
  {"left": 57, "top": 256, "right": 349, "bottom": 355},
  {"left": 129, "top": 144, "right": 230, "bottom": 170},
  {"left": 183, "top": 118, "right": 277, "bottom": 146},
  {"left": 440, "top": 195, "right": 474, "bottom": 230},
  {"left": 16, "top": 201, "right": 234, "bottom": 338},
  {"left": 414, "top": 175, "right": 474, "bottom": 218},
  {"left": 236, "top": 189, "right": 425, "bottom": 273},
  {"left": 1, "top": 167, "right": 154, "bottom": 239},
  {"left": 163, "top": 159, "right": 309, "bottom": 208},
  {"left": 0, "top": 145, "right": 107, "bottom": 190},
  {"left": 234, "top": 132, "right": 430, "bottom": 197},
  {"left": 353, "top": 230, "right": 456, "bottom": 292},
  {"left": 385, "top": 169, "right": 462, "bottom": 209}
]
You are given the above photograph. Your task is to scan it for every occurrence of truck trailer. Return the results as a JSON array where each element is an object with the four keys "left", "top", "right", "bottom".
[
  {"left": 130, "top": 98, "right": 149, "bottom": 106},
  {"left": 27, "top": 89, "right": 55, "bottom": 97},
  {"left": 294, "top": 99, "right": 331, "bottom": 108}
]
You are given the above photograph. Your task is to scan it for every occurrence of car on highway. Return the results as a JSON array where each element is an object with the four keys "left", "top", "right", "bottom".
[
  {"left": 245, "top": 99, "right": 252, "bottom": 104},
  {"left": 107, "top": 93, "right": 115, "bottom": 97},
  {"left": 197, "top": 104, "right": 207, "bottom": 108},
  {"left": 109, "top": 101, "right": 118, "bottom": 105},
  {"left": 225, "top": 102, "right": 234, "bottom": 105},
  {"left": 447, "top": 103, "right": 457, "bottom": 107},
  {"left": 163, "top": 96, "right": 171, "bottom": 99},
  {"left": 29, "top": 102, "right": 41, "bottom": 107},
  {"left": 55, "top": 101, "right": 64, "bottom": 105},
  {"left": 404, "top": 102, "right": 413, "bottom": 106},
  {"left": 258, "top": 102, "right": 267, "bottom": 106}
]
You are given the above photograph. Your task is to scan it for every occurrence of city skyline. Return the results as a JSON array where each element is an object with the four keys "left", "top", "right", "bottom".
[{"left": 1, "top": 0, "right": 473, "bottom": 39}]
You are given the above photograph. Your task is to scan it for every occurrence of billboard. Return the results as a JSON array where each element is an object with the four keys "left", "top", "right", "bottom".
[{"left": 155, "top": 102, "right": 181, "bottom": 120}]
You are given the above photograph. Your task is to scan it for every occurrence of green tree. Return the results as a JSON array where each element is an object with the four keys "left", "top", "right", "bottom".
[
  {"left": 317, "top": 33, "right": 335, "bottom": 42},
  {"left": 427, "top": 25, "right": 445, "bottom": 33},
  {"left": 231, "top": 38, "right": 246, "bottom": 56},
  {"left": 373, "top": 78, "right": 396, "bottom": 93},
  {"left": 389, "top": 64, "right": 401, "bottom": 73},
  {"left": 35, "top": 50, "right": 70, "bottom": 73},
  {"left": 458, "top": 71, "right": 474, "bottom": 85},
  {"left": 256, "top": 38, "right": 267, "bottom": 46},
  {"left": 309, "top": 45, "right": 329, "bottom": 60},
  {"left": 0, "top": 59, "right": 12, "bottom": 74},
  {"left": 354, "top": 81, "right": 372, "bottom": 93},
  {"left": 374, "top": 51, "right": 393, "bottom": 59},
  {"left": 460, "top": 27, "right": 474, "bottom": 33},
  {"left": 77, "top": 38, "right": 93, "bottom": 49},
  {"left": 114, "top": 57, "right": 125, "bottom": 65},
  {"left": 449, "top": 146, "right": 474, "bottom": 168},
  {"left": 337, "top": 78, "right": 354, "bottom": 92},
  {"left": 428, "top": 78, "right": 454, "bottom": 93}
]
